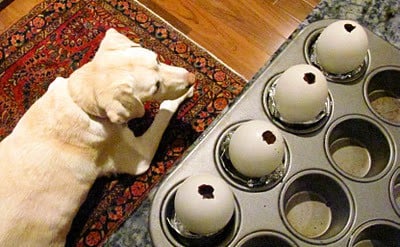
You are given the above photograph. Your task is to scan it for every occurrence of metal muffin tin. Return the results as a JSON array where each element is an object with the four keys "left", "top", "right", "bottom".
[{"left": 149, "top": 19, "right": 400, "bottom": 246}]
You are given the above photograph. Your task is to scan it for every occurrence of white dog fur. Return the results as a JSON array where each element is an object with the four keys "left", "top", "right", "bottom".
[{"left": 0, "top": 28, "right": 195, "bottom": 246}]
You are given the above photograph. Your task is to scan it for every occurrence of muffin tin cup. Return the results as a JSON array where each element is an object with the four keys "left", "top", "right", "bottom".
[
  {"left": 214, "top": 120, "right": 290, "bottom": 192},
  {"left": 348, "top": 220, "right": 400, "bottom": 247},
  {"left": 304, "top": 27, "right": 371, "bottom": 84},
  {"left": 150, "top": 19, "right": 400, "bottom": 247},
  {"left": 279, "top": 170, "right": 354, "bottom": 244},
  {"left": 160, "top": 180, "right": 241, "bottom": 247},
  {"left": 364, "top": 66, "right": 400, "bottom": 126},
  {"left": 236, "top": 231, "right": 298, "bottom": 247},
  {"left": 390, "top": 168, "right": 400, "bottom": 217},
  {"left": 325, "top": 115, "right": 395, "bottom": 182},
  {"left": 262, "top": 74, "right": 334, "bottom": 134}
]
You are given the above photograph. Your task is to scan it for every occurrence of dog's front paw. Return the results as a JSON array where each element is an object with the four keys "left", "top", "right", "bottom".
[
  {"left": 160, "top": 86, "right": 194, "bottom": 112},
  {"left": 106, "top": 104, "right": 132, "bottom": 124},
  {"left": 105, "top": 83, "right": 145, "bottom": 124},
  {"left": 185, "top": 85, "right": 195, "bottom": 99}
]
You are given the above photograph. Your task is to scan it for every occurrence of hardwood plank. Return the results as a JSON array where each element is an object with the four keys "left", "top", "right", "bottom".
[
  {"left": 0, "top": 0, "right": 42, "bottom": 33},
  {"left": 139, "top": 0, "right": 313, "bottom": 78},
  {"left": 304, "top": 0, "right": 321, "bottom": 7},
  {"left": 274, "top": 0, "right": 316, "bottom": 22},
  {"left": 0, "top": 0, "right": 319, "bottom": 79}
]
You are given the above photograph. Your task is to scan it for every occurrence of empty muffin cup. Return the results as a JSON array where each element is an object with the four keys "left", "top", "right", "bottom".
[
  {"left": 236, "top": 231, "right": 297, "bottom": 247},
  {"left": 160, "top": 180, "right": 240, "bottom": 247},
  {"left": 364, "top": 66, "right": 400, "bottom": 126},
  {"left": 304, "top": 27, "right": 370, "bottom": 83},
  {"left": 215, "top": 121, "right": 289, "bottom": 192},
  {"left": 263, "top": 73, "right": 333, "bottom": 134},
  {"left": 280, "top": 170, "right": 354, "bottom": 244},
  {"left": 390, "top": 168, "right": 400, "bottom": 216},
  {"left": 349, "top": 220, "right": 400, "bottom": 247},
  {"left": 325, "top": 115, "right": 394, "bottom": 181}
]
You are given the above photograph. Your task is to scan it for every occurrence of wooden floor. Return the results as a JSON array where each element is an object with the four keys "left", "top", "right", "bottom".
[{"left": 0, "top": 0, "right": 319, "bottom": 80}]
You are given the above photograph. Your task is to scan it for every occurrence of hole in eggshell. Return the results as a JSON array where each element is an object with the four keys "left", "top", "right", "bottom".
[
  {"left": 303, "top": 72, "right": 316, "bottom": 84},
  {"left": 344, "top": 23, "right": 356, "bottom": 32},
  {"left": 198, "top": 184, "right": 215, "bottom": 199},
  {"left": 262, "top": 130, "right": 276, "bottom": 144}
]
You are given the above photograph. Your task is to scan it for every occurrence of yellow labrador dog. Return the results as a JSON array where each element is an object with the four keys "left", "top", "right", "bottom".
[{"left": 0, "top": 28, "right": 195, "bottom": 246}]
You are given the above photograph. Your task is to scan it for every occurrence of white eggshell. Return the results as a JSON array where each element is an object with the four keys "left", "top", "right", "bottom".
[
  {"left": 229, "top": 120, "right": 285, "bottom": 178},
  {"left": 316, "top": 20, "right": 368, "bottom": 74},
  {"left": 174, "top": 174, "right": 235, "bottom": 235},
  {"left": 274, "top": 64, "right": 328, "bottom": 123}
]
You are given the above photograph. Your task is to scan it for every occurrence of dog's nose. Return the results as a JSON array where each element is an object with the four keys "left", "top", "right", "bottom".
[{"left": 187, "top": 72, "right": 196, "bottom": 85}]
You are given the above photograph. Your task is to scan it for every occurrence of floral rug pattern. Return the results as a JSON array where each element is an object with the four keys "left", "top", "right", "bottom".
[{"left": 0, "top": 0, "right": 247, "bottom": 246}]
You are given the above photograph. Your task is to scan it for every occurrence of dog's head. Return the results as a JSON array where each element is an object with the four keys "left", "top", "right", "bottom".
[{"left": 68, "top": 28, "right": 195, "bottom": 123}]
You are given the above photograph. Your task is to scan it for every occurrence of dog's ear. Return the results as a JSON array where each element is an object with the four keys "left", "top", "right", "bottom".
[
  {"left": 98, "top": 28, "right": 141, "bottom": 52},
  {"left": 105, "top": 94, "right": 145, "bottom": 124}
]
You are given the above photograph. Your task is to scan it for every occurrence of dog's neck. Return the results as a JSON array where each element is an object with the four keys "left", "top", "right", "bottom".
[
  {"left": 45, "top": 77, "right": 111, "bottom": 149},
  {"left": 67, "top": 62, "right": 108, "bottom": 120}
]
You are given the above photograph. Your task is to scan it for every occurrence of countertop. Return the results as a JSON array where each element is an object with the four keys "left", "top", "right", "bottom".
[{"left": 105, "top": 0, "right": 400, "bottom": 246}]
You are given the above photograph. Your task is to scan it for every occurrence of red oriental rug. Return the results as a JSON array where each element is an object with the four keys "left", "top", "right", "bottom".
[{"left": 0, "top": 0, "right": 247, "bottom": 246}]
